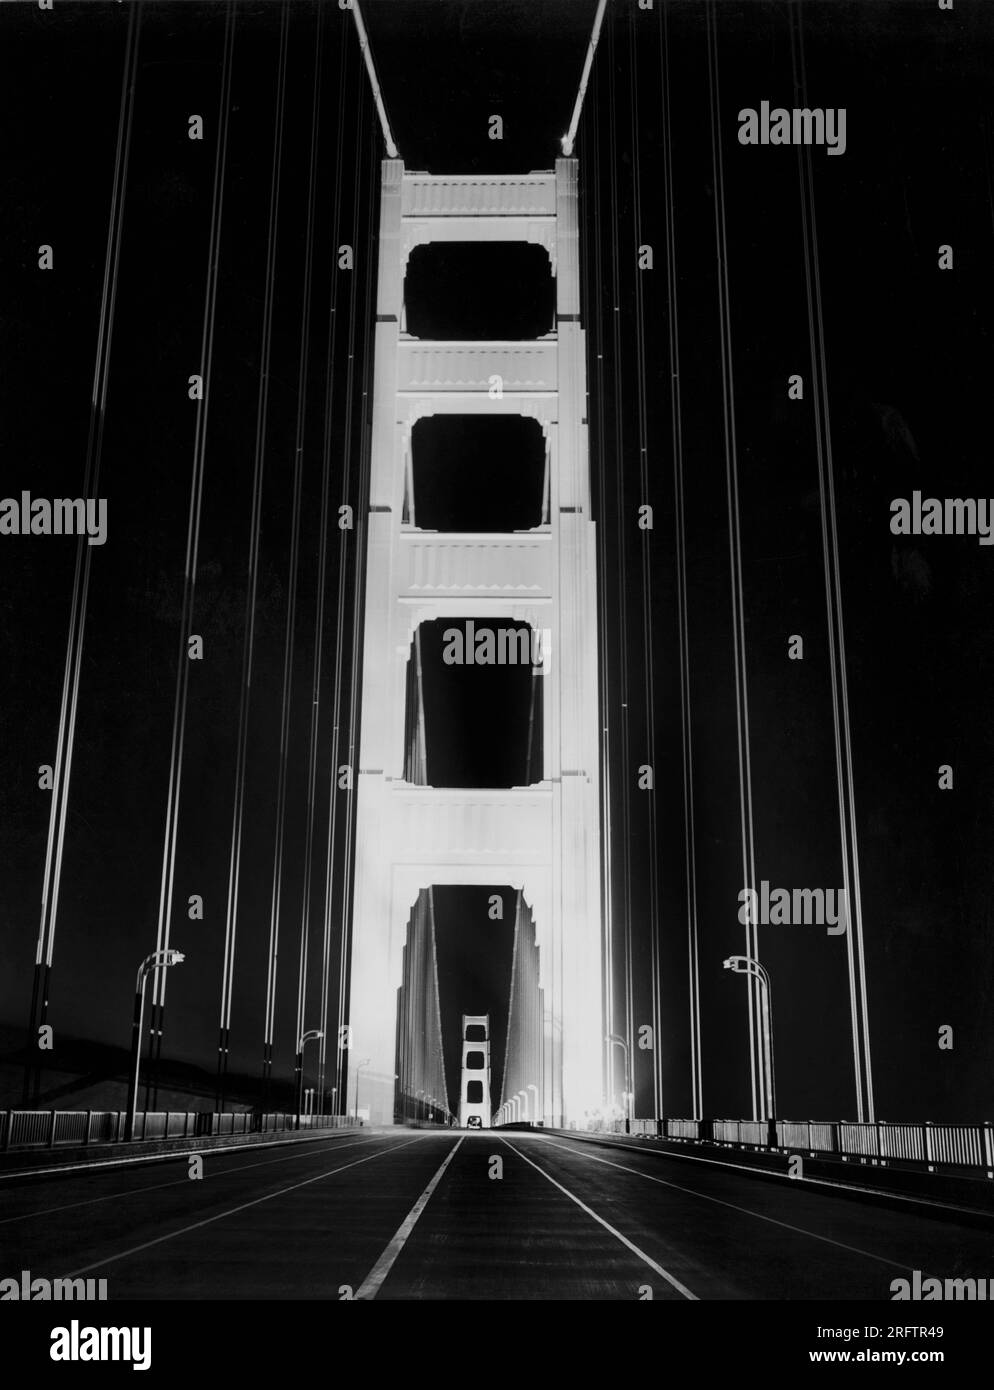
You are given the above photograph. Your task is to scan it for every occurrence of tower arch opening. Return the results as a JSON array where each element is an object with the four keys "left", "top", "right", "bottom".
[{"left": 404, "top": 241, "right": 555, "bottom": 340}]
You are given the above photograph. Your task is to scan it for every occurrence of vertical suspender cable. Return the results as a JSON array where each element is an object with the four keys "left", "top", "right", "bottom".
[
  {"left": 329, "top": 71, "right": 370, "bottom": 1108},
  {"left": 316, "top": 28, "right": 352, "bottom": 1112},
  {"left": 25, "top": 1, "right": 142, "bottom": 1104},
  {"left": 259, "top": 0, "right": 311, "bottom": 1099},
  {"left": 335, "top": 98, "right": 377, "bottom": 1111},
  {"left": 606, "top": 13, "right": 636, "bottom": 1120},
  {"left": 148, "top": 1, "right": 237, "bottom": 1105},
  {"left": 660, "top": 0, "right": 703, "bottom": 1119},
  {"left": 790, "top": 8, "right": 874, "bottom": 1120},
  {"left": 589, "top": 64, "right": 616, "bottom": 1114},
  {"left": 627, "top": 2, "right": 664, "bottom": 1123},
  {"left": 216, "top": 0, "right": 290, "bottom": 1112},
  {"left": 429, "top": 886, "right": 448, "bottom": 1114},
  {"left": 706, "top": 0, "right": 766, "bottom": 1120},
  {"left": 292, "top": 0, "right": 329, "bottom": 1111}
]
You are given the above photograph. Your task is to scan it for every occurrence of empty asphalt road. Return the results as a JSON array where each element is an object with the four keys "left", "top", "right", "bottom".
[{"left": 1, "top": 1129, "right": 990, "bottom": 1300}]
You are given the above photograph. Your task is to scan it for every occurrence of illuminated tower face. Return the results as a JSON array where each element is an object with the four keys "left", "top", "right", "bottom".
[
  {"left": 458, "top": 1014, "right": 491, "bottom": 1129},
  {"left": 348, "top": 159, "right": 604, "bottom": 1126}
]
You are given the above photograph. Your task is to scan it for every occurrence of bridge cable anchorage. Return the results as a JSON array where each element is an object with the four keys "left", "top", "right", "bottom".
[
  {"left": 148, "top": 0, "right": 237, "bottom": 1108},
  {"left": 24, "top": 0, "right": 142, "bottom": 1107},
  {"left": 561, "top": 0, "right": 609, "bottom": 157},
  {"left": 350, "top": 0, "right": 398, "bottom": 159}
]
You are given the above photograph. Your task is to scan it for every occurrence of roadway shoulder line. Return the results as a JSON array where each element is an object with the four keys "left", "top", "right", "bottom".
[
  {"left": 66, "top": 1135, "right": 427, "bottom": 1279},
  {"left": 0, "top": 1127, "right": 367, "bottom": 1184},
  {"left": 550, "top": 1131, "right": 992, "bottom": 1222},
  {"left": 500, "top": 1137, "right": 698, "bottom": 1300},
  {"left": 533, "top": 1135, "right": 910, "bottom": 1272},
  {"left": 354, "top": 1136, "right": 465, "bottom": 1300}
]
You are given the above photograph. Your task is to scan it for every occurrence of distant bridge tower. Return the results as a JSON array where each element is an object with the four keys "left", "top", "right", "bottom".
[
  {"left": 348, "top": 158, "right": 604, "bottom": 1126},
  {"left": 458, "top": 1014, "right": 492, "bottom": 1129}
]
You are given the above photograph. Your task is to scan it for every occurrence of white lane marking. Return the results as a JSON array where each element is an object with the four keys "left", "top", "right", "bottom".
[
  {"left": 501, "top": 1137, "right": 698, "bottom": 1300},
  {"left": 532, "top": 1135, "right": 911, "bottom": 1271},
  {"left": 0, "top": 1134, "right": 385, "bottom": 1227},
  {"left": 67, "top": 1135, "right": 427, "bottom": 1277},
  {"left": 354, "top": 1136, "right": 465, "bottom": 1300}
]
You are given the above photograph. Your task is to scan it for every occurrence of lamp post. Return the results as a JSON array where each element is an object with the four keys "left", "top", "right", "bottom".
[
  {"left": 517, "top": 1089, "right": 529, "bottom": 1123},
  {"left": 723, "top": 955, "right": 776, "bottom": 1124},
  {"left": 295, "top": 1029, "right": 324, "bottom": 1130},
  {"left": 606, "top": 1033, "right": 631, "bottom": 1130},
  {"left": 353, "top": 1057, "right": 371, "bottom": 1122},
  {"left": 126, "top": 949, "right": 185, "bottom": 1142},
  {"left": 527, "top": 1083, "right": 540, "bottom": 1126}
]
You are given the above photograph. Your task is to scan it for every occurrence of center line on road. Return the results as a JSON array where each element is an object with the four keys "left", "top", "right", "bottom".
[
  {"left": 66, "top": 1135, "right": 427, "bottom": 1279},
  {"left": 533, "top": 1135, "right": 911, "bottom": 1271},
  {"left": 354, "top": 1136, "right": 465, "bottom": 1300},
  {"left": 500, "top": 1137, "right": 698, "bottom": 1300}
]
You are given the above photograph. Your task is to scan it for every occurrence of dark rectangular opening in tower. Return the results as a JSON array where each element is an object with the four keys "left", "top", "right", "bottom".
[
  {"left": 404, "top": 242, "right": 554, "bottom": 340},
  {"left": 412, "top": 414, "right": 546, "bottom": 531},
  {"left": 405, "top": 618, "right": 544, "bottom": 788}
]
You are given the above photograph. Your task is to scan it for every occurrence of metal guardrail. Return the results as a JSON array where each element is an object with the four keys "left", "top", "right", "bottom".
[
  {"left": 657, "top": 1118, "right": 994, "bottom": 1173},
  {"left": 0, "top": 1110, "right": 355, "bottom": 1153}
]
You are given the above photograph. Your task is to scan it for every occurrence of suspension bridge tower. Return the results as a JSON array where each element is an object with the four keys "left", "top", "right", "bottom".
[{"left": 344, "top": 3, "right": 608, "bottom": 1128}]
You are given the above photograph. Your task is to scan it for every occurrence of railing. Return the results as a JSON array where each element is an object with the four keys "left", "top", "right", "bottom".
[
  {"left": 652, "top": 1117, "right": 994, "bottom": 1174},
  {"left": 0, "top": 1110, "right": 355, "bottom": 1153}
]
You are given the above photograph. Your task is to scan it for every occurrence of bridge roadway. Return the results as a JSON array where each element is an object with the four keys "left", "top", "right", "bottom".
[{"left": 1, "top": 1128, "right": 989, "bottom": 1300}]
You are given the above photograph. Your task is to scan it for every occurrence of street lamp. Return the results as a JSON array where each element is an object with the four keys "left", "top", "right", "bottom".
[
  {"left": 723, "top": 955, "right": 776, "bottom": 1122},
  {"left": 126, "top": 949, "right": 185, "bottom": 1142},
  {"left": 606, "top": 1033, "right": 632, "bottom": 1129},
  {"left": 295, "top": 1029, "right": 324, "bottom": 1129},
  {"left": 517, "top": 1089, "right": 529, "bottom": 1123},
  {"left": 527, "top": 1083, "right": 540, "bottom": 1125},
  {"left": 353, "top": 1057, "right": 371, "bottom": 1122}
]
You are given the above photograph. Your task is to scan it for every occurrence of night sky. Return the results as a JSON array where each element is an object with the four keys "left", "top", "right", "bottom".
[{"left": 2, "top": 0, "right": 993, "bottom": 1126}]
